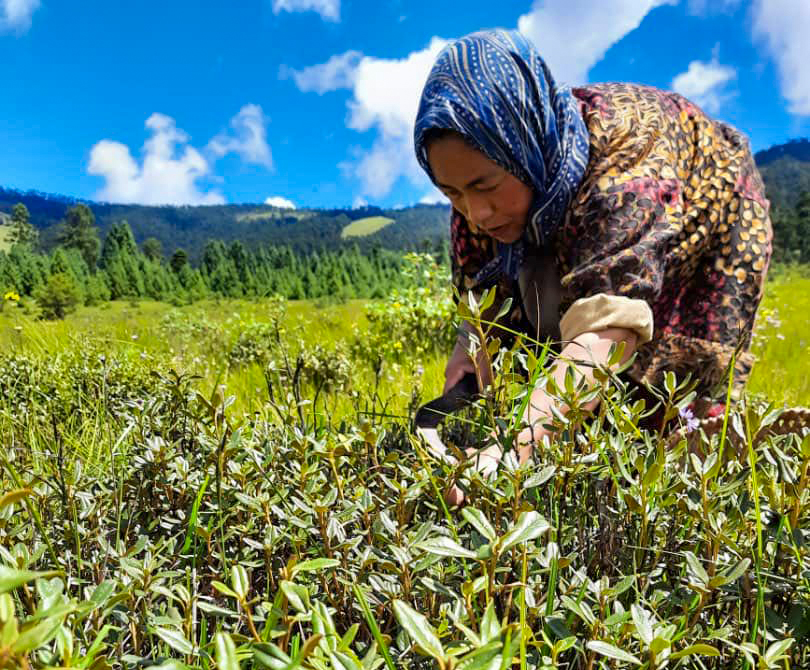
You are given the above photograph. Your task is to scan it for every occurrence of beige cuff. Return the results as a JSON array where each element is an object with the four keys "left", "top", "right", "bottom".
[{"left": 560, "top": 294, "right": 654, "bottom": 345}]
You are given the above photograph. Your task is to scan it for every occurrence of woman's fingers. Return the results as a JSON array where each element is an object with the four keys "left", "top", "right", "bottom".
[
  {"left": 442, "top": 445, "right": 501, "bottom": 507},
  {"left": 444, "top": 483, "right": 466, "bottom": 506},
  {"left": 443, "top": 366, "right": 465, "bottom": 394}
]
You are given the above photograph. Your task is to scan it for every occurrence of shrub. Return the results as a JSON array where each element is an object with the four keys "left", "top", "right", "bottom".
[{"left": 34, "top": 272, "right": 82, "bottom": 319}]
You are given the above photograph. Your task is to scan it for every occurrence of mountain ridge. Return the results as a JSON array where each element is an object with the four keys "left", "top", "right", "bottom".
[{"left": 2, "top": 137, "right": 809, "bottom": 258}]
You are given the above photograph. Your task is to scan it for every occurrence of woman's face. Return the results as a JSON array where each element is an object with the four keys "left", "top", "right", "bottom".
[{"left": 427, "top": 133, "right": 533, "bottom": 244}]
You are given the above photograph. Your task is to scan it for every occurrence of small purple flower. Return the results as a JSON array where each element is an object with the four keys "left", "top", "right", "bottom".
[{"left": 679, "top": 406, "right": 700, "bottom": 434}]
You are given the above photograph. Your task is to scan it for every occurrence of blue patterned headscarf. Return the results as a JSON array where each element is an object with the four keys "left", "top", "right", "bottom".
[{"left": 414, "top": 29, "right": 590, "bottom": 283}]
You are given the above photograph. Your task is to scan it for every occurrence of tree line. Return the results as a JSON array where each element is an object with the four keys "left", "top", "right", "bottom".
[
  {"left": 0, "top": 203, "right": 444, "bottom": 319},
  {"left": 770, "top": 191, "right": 810, "bottom": 264}
]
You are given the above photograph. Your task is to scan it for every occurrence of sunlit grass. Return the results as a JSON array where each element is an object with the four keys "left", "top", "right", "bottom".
[
  {"left": 748, "top": 270, "right": 810, "bottom": 404},
  {"left": 1, "top": 269, "right": 807, "bottom": 414},
  {"left": 0, "top": 224, "right": 12, "bottom": 252}
]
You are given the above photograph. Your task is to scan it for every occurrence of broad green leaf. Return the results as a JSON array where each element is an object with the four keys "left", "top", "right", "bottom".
[
  {"left": 586, "top": 641, "right": 641, "bottom": 665},
  {"left": 291, "top": 558, "right": 340, "bottom": 577},
  {"left": 89, "top": 580, "right": 117, "bottom": 607},
  {"left": 144, "top": 661, "right": 193, "bottom": 670},
  {"left": 723, "top": 558, "right": 750, "bottom": 582},
  {"left": 290, "top": 634, "right": 325, "bottom": 669},
  {"left": 498, "top": 511, "right": 550, "bottom": 553},
  {"left": 215, "top": 632, "right": 239, "bottom": 670},
  {"left": 392, "top": 600, "right": 445, "bottom": 661},
  {"left": 495, "top": 297, "right": 513, "bottom": 321},
  {"left": 631, "top": 604, "right": 653, "bottom": 647},
  {"left": 479, "top": 287, "right": 495, "bottom": 313},
  {"left": 0, "top": 566, "right": 59, "bottom": 595},
  {"left": 11, "top": 617, "right": 62, "bottom": 653},
  {"left": 479, "top": 601, "right": 499, "bottom": 643},
  {"left": 763, "top": 638, "right": 794, "bottom": 665},
  {"left": 648, "top": 636, "right": 671, "bottom": 656},
  {"left": 670, "top": 644, "right": 721, "bottom": 659},
  {"left": 560, "top": 596, "right": 596, "bottom": 627},
  {"left": 155, "top": 627, "right": 194, "bottom": 656},
  {"left": 455, "top": 639, "right": 503, "bottom": 670},
  {"left": 211, "top": 580, "right": 238, "bottom": 600},
  {"left": 521, "top": 465, "right": 556, "bottom": 490},
  {"left": 417, "top": 536, "right": 477, "bottom": 559},
  {"left": 280, "top": 581, "right": 309, "bottom": 613},
  {"left": 461, "top": 508, "right": 496, "bottom": 542},
  {"left": 683, "top": 551, "right": 709, "bottom": 586},
  {"left": 231, "top": 565, "right": 249, "bottom": 600},
  {"left": 80, "top": 624, "right": 114, "bottom": 667}
]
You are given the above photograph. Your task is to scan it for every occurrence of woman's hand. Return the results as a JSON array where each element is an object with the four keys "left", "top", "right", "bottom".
[
  {"left": 444, "top": 324, "right": 492, "bottom": 394},
  {"left": 442, "top": 327, "right": 639, "bottom": 506},
  {"left": 443, "top": 443, "right": 503, "bottom": 506}
]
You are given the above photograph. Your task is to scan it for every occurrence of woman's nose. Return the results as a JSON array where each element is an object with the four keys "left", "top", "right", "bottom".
[{"left": 465, "top": 192, "right": 494, "bottom": 228}]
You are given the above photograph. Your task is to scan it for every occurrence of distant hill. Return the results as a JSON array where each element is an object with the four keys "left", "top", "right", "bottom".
[
  {"left": 755, "top": 139, "right": 810, "bottom": 211},
  {"left": 2, "top": 136, "right": 808, "bottom": 259},
  {"left": 755, "top": 138, "right": 810, "bottom": 166},
  {"left": 0, "top": 188, "right": 450, "bottom": 260}
]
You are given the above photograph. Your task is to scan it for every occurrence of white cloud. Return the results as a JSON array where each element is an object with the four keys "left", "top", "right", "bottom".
[
  {"left": 419, "top": 189, "right": 448, "bottom": 205},
  {"left": 686, "top": 0, "right": 742, "bottom": 15},
  {"left": 291, "top": 38, "right": 446, "bottom": 198},
  {"left": 752, "top": 0, "right": 810, "bottom": 116},
  {"left": 207, "top": 104, "right": 272, "bottom": 168},
  {"left": 0, "top": 0, "right": 40, "bottom": 33},
  {"left": 272, "top": 0, "right": 339, "bottom": 22},
  {"left": 671, "top": 51, "right": 737, "bottom": 114},
  {"left": 265, "top": 196, "right": 296, "bottom": 209},
  {"left": 89, "top": 106, "right": 276, "bottom": 205},
  {"left": 88, "top": 114, "right": 225, "bottom": 205},
  {"left": 291, "top": 1, "right": 676, "bottom": 201},
  {"left": 282, "top": 51, "right": 363, "bottom": 94},
  {"left": 517, "top": 0, "right": 676, "bottom": 85}
]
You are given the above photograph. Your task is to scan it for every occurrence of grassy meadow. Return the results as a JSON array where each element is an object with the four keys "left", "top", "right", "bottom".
[
  {"left": 341, "top": 216, "right": 396, "bottom": 239},
  {"left": 0, "top": 224, "right": 12, "bottom": 252},
  {"left": 1, "top": 265, "right": 809, "bottom": 669}
]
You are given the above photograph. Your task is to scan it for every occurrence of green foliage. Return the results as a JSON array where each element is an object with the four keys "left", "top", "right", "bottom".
[
  {"left": 10, "top": 203, "right": 38, "bottom": 247},
  {"left": 57, "top": 204, "right": 101, "bottom": 270},
  {"left": 0, "top": 305, "right": 808, "bottom": 667},
  {"left": 142, "top": 236, "right": 164, "bottom": 262},
  {"left": 356, "top": 252, "right": 456, "bottom": 367},
  {"left": 771, "top": 191, "right": 810, "bottom": 264},
  {"left": 0, "top": 278, "right": 808, "bottom": 668},
  {"left": 170, "top": 247, "right": 189, "bottom": 273},
  {"left": 0, "top": 200, "right": 446, "bottom": 312},
  {"left": 34, "top": 272, "right": 81, "bottom": 319}
]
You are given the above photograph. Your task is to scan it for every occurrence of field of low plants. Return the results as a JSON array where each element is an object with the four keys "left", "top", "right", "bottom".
[{"left": 1, "top": 256, "right": 810, "bottom": 669}]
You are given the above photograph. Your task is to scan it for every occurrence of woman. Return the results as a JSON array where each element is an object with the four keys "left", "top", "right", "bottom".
[{"left": 413, "top": 29, "right": 772, "bottom": 494}]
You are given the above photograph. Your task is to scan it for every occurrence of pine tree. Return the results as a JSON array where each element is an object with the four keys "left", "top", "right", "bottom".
[
  {"left": 36, "top": 272, "right": 82, "bottom": 319},
  {"left": 142, "top": 237, "right": 163, "bottom": 262},
  {"left": 58, "top": 204, "right": 101, "bottom": 270},
  {"left": 10, "top": 203, "right": 38, "bottom": 247},
  {"left": 170, "top": 249, "right": 189, "bottom": 274}
]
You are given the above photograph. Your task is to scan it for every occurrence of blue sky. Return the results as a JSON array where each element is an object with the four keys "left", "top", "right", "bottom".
[{"left": 1, "top": 0, "right": 809, "bottom": 209}]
